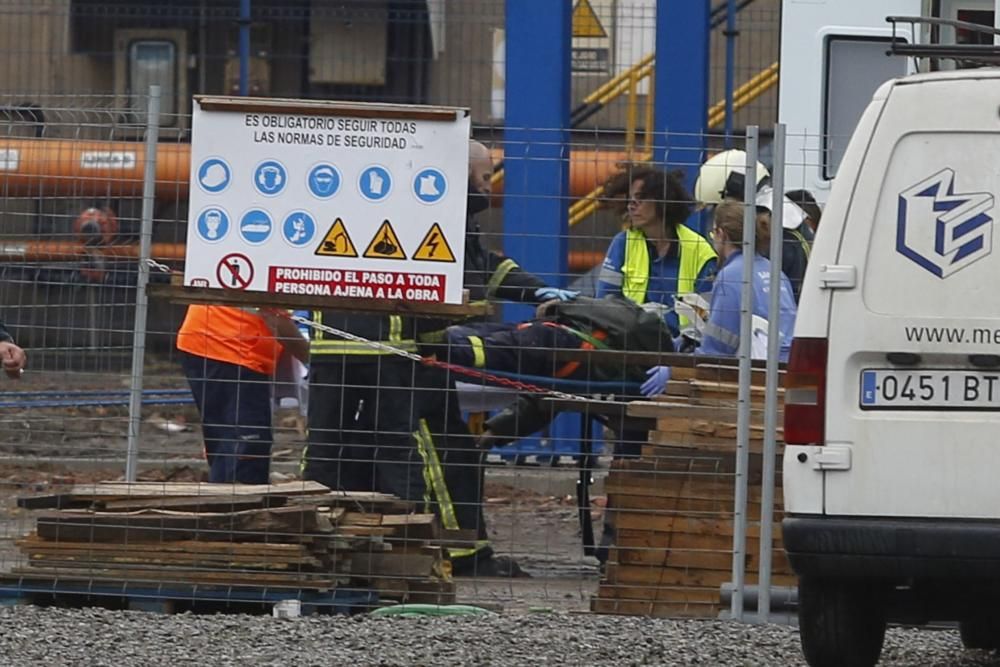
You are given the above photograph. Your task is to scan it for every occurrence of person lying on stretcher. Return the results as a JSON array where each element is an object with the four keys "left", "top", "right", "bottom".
[{"left": 438, "top": 293, "right": 675, "bottom": 447}]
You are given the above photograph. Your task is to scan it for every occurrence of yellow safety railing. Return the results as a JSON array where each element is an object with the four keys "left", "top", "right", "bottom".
[
  {"left": 568, "top": 60, "right": 780, "bottom": 227},
  {"left": 490, "top": 53, "right": 655, "bottom": 189}
]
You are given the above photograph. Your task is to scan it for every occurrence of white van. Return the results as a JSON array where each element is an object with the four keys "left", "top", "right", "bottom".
[{"left": 783, "top": 68, "right": 1000, "bottom": 666}]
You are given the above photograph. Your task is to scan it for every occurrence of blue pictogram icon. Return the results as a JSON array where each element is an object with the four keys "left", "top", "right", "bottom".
[
  {"left": 282, "top": 211, "right": 316, "bottom": 247},
  {"left": 359, "top": 165, "right": 392, "bottom": 202},
  {"left": 195, "top": 207, "right": 230, "bottom": 243},
  {"left": 413, "top": 168, "right": 447, "bottom": 205},
  {"left": 307, "top": 163, "right": 342, "bottom": 199},
  {"left": 239, "top": 209, "right": 273, "bottom": 245},
  {"left": 197, "top": 158, "right": 231, "bottom": 194},
  {"left": 253, "top": 160, "right": 287, "bottom": 196}
]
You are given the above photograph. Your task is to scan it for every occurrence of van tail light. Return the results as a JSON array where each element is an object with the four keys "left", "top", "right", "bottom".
[{"left": 784, "top": 337, "right": 828, "bottom": 445}]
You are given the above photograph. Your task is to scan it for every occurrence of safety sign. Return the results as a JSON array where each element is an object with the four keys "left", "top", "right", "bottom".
[
  {"left": 359, "top": 165, "right": 392, "bottom": 202},
  {"left": 254, "top": 160, "right": 287, "bottom": 196},
  {"left": 315, "top": 218, "right": 358, "bottom": 257},
  {"left": 184, "top": 96, "right": 471, "bottom": 302},
  {"left": 307, "top": 163, "right": 341, "bottom": 199},
  {"left": 363, "top": 220, "right": 407, "bottom": 260},
  {"left": 239, "top": 209, "right": 273, "bottom": 245},
  {"left": 282, "top": 211, "right": 316, "bottom": 247},
  {"left": 216, "top": 253, "right": 254, "bottom": 290},
  {"left": 196, "top": 206, "right": 230, "bottom": 243},
  {"left": 413, "top": 223, "right": 456, "bottom": 262},
  {"left": 413, "top": 168, "right": 447, "bottom": 205},
  {"left": 197, "top": 158, "right": 231, "bottom": 193}
]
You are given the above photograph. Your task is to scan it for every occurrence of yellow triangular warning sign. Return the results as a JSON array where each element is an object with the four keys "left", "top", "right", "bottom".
[
  {"left": 363, "top": 219, "right": 407, "bottom": 260},
  {"left": 413, "top": 223, "right": 456, "bottom": 263},
  {"left": 315, "top": 218, "right": 358, "bottom": 257},
  {"left": 573, "top": 0, "right": 607, "bottom": 38}
]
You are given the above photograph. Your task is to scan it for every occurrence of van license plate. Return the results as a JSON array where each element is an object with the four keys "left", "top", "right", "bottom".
[{"left": 860, "top": 369, "right": 1000, "bottom": 410}]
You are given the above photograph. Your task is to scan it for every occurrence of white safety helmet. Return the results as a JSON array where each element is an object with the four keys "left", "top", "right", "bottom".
[{"left": 694, "top": 149, "right": 770, "bottom": 206}]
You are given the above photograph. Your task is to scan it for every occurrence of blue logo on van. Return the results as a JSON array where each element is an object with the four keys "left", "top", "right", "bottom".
[{"left": 896, "top": 169, "right": 994, "bottom": 278}]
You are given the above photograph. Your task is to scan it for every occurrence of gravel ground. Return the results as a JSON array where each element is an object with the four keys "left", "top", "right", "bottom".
[{"left": 0, "top": 607, "right": 998, "bottom": 666}]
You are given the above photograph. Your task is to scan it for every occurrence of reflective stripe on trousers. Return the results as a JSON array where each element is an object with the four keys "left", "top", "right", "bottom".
[{"left": 413, "top": 417, "right": 483, "bottom": 560}]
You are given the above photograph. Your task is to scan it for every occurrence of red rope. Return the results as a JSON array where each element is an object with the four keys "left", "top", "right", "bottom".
[{"left": 418, "top": 355, "right": 584, "bottom": 401}]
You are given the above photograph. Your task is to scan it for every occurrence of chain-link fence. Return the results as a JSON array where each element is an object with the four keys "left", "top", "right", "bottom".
[{"left": 0, "top": 0, "right": 808, "bottom": 619}]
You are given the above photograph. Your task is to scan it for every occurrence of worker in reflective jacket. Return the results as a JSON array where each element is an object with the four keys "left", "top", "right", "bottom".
[
  {"left": 304, "top": 141, "right": 572, "bottom": 577},
  {"left": 640, "top": 200, "right": 798, "bottom": 400},
  {"left": 596, "top": 165, "right": 717, "bottom": 341}
]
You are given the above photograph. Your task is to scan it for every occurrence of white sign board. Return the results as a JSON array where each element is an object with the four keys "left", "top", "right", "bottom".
[{"left": 184, "top": 98, "right": 471, "bottom": 304}]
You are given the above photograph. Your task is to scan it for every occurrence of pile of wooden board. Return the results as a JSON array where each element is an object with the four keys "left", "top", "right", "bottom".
[
  {"left": 6, "top": 480, "right": 461, "bottom": 606},
  {"left": 591, "top": 362, "right": 795, "bottom": 618}
]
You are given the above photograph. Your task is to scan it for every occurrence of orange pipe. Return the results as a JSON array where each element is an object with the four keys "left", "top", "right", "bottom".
[
  {"left": 0, "top": 138, "right": 190, "bottom": 198},
  {"left": 0, "top": 240, "right": 186, "bottom": 262},
  {"left": 0, "top": 138, "right": 626, "bottom": 200},
  {"left": 488, "top": 147, "right": 627, "bottom": 198}
]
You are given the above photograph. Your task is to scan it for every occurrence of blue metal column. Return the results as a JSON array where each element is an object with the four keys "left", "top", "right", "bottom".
[
  {"left": 724, "top": 0, "right": 737, "bottom": 147},
  {"left": 238, "top": 0, "right": 251, "bottom": 95},
  {"left": 654, "top": 0, "right": 710, "bottom": 193},
  {"left": 503, "top": 0, "right": 571, "bottom": 318},
  {"left": 499, "top": 1, "right": 574, "bottom": 460}
]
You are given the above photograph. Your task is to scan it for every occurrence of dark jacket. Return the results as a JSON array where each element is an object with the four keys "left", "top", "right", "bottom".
[
  {"left": 311, "top": 219, "right": 546, "bottom": 362},
  {"left": 484, "top": 295, "right": 675, "bottom": 442},
  {"left": 772, "top": 224, "right": 813, "bottom": 302},
  {"left": 0, "top": 318, "right": 12, "bottom": 344}
]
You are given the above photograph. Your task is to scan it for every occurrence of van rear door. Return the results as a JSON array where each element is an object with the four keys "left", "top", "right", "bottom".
[{"left": 824, "top": 70, "right": 1000, "bottom": 519}]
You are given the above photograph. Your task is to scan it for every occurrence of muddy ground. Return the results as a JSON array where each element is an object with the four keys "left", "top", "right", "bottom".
[{"left": 0, "top": 362, "right": 605, "bottom": 612}]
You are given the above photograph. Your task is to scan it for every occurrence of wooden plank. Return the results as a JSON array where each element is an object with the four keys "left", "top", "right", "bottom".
[
  {"left": 652, "top": 418, "right": 779, "bottom": 440},
  {"left": 594, "top": 583, "right": 721, "bottom": 604},
  {"left": 11, "top": 566, "right": 336, "bottom": 589},
  {"left": 612, "top": 517, "right": 782, "bottom": 539},
  {"left": 606, "top": 494, "right": 757, "bottom": 515},
  {"left": 627, "top": 400, "right": 773, "bottom": 425},
  {"left": 98, "top": 495, "right": 273, "bottom": 513},
  {"left": 18, "top": 481, "right": 332, "bottom": 510},
  {"left": 194, "top": 95, "right": 464, "bottom": 121},
  {"left": 34, "top": 505, "right": 321, "bottom": 543},
  {"left": 590, "top": 596, "right": 717, "bottom": 618},
  {"left": 16, "top": 535, "right": 316, "bottom": 558},
  {"left": 694, "top": 363, "right": 784, "bottom": 386}
]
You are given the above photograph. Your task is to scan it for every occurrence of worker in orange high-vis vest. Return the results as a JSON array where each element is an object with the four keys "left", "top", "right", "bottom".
[{"left": 177, "top": 305, "right": 308, "bottom": 484}]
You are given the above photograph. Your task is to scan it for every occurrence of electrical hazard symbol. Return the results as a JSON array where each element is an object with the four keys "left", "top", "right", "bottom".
[
  {"left": 573, "top": 0, "right": 607, "bottom": 38},
  {"left": 412, "top": 223, "right": 456, "bottom": 263},
  {"left": 363, "top": 220, "right": 407, "bottom": 260},
  {"left": 315, "top": 218, "right": 358, "bottom": 257}
]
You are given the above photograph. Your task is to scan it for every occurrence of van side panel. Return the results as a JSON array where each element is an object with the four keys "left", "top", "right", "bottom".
[{"left": 823, "top": 74, "right": 1000, "bottom": 519}]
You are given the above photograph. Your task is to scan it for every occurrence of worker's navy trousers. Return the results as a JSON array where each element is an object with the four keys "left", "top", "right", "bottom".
[{"left": 181, "top": 353, "right": 273, "bottom": 484}]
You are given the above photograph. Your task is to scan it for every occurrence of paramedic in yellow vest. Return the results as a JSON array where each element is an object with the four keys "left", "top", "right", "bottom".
[{"left": 596, "top": 165, "right": 717, "bottom": 341}]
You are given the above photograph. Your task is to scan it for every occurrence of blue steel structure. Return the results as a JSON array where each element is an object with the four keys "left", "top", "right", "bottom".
[
  {"left": 654, "top": 0, "right": 711, "bottom": 194},
  {"left": 498, "top": 0, "right": 575, "bottom": 460}
]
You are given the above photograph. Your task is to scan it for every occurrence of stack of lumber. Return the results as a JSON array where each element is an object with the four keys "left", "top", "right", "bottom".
[
  {"left": 8, "top": 481, "right": 461, "bottom": 605},
  {"left": 591, "top": 362, "right": 795, "bottom": 618}
]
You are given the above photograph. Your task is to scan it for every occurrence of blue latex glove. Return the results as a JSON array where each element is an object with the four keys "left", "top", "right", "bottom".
[
  {"left": 534, "top": 287, "right": 579, "bottom": 302},
  {"left": 640, "top": 366, "right": 672, "bottom": 397}
]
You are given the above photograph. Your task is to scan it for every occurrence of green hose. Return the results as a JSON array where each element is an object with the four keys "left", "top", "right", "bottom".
[{"left": 369, "top": 604, "right": 495, "bottom": 618}]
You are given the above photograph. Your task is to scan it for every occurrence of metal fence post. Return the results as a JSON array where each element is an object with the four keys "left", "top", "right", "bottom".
[
  {"left": 731, "top": 125, "right": 759, "bottom": 621},
  {"left": 125, "top": 85, "right": 161, "bottom": 482},
  {"left": 758, "top": 123, "right": 786, "bottom": 620}
]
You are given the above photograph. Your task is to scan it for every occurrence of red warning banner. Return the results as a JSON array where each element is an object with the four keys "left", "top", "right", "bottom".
[{"left": 268, "top": 266, "right": 446, "bottom": 302}]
